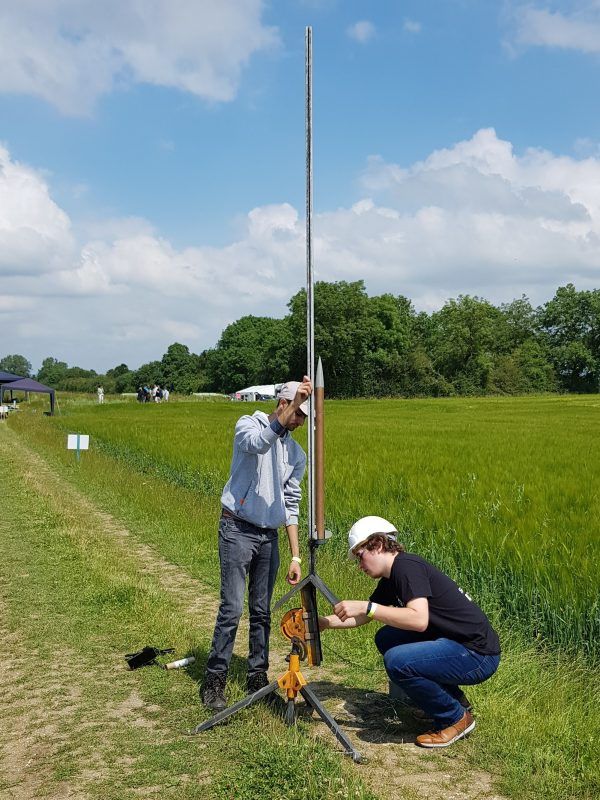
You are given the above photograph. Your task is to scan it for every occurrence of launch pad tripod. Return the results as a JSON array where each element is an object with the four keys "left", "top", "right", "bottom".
[{"left": 189, "top": 607, "right": 362, "bottom": 762}]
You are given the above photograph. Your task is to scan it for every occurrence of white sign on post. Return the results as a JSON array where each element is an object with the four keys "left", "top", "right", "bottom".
[
  {"left": 67, "top": 433, "right": 89, "bottom": 463},
  {"left": 67, "top": 434, "right": 89, "bottom": 450}
]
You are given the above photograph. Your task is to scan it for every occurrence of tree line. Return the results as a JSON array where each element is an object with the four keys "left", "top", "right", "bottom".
[{"left": 3, "top": 282, "right": 599, "bottom": 398}]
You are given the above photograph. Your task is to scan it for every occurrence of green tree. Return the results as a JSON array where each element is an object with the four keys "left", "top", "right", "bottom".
[
  {"left": 104, "top": 363, "right": 134, "bottom": 393},
  {"left": 113, "top": 372, "right": 134, "bottom": 393},
  {"left": 287, "top": 281, "right": 375, "bottom": 397},
  {"left": 106, "top": 363, "right": 130, "bottom": 378},
  {"left": 540, "top": 284, "right": 600, "bottom": 392},
  {"left": 131, "top": 361, "right": 165, "bottom": 389},
  {"left": 428, "top": 296, "right": 511, "bottom": 394},
  {"left": 161, "top": 343, "right": 204, "bottom": 393},
  {"left": 405, "top": 346, "right": 453, "bottom": 397},
  {"left": 0, "top": 354, "right": 31, "bottom": 377},
  {"left": 205, "top": 317, "right": 291, "bottom": 393},
  {"left": 500, "top": 296, "right": 539, "bottom": 349},
  {"left": 361, "top": 294, "right": 417, "bottom": 396},
  {"left": 37, "top": 357, "right": 68, "bottom": 386},
  {"left": 514, "top": 340, "right": 558, "bottom": 392},
  {"left": 59, "top": 366, "right": 100, "bottom": 393}
]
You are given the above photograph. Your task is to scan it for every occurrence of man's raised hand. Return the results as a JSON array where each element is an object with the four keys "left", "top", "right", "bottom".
[{"left": 294, "top": 375, "right": 312, "bottom": 407}]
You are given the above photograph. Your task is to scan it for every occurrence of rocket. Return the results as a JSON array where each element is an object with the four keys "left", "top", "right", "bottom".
[{"left": 314, "top": 356, "right": 325, "bottom": 542}]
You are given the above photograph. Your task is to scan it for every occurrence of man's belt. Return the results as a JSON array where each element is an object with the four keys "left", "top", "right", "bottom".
[{"left": 221, "top": 508, "right": 278, "bottom": 532}]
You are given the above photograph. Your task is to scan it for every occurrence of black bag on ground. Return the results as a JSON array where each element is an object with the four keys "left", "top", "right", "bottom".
[{"left": 125, "top": 646, "right": 175, "bottom": 670}]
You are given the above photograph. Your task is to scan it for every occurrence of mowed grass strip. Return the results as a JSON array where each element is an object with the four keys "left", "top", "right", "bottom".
[
  {"left": 0, "top": 426, "right": 375, "bottom": 800},
  {"left": 7, "top": 402, "right": 600, "bottom": 800}
]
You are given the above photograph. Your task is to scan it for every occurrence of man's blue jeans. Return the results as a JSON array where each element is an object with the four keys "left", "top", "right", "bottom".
[
  {"left": 206, "top": 513, "right": 280, "bottom": 678},
  {"left": 375, "top": 626, "right": 500, "bottom": 729}
]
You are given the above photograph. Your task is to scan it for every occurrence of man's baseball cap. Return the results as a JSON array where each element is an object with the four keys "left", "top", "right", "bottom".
[{"left": 278, "top": 381, "right": 309, "bottom": 415}]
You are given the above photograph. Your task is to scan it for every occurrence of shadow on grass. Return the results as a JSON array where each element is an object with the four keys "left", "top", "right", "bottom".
[
  {"left": 183, "top": 650, "right": 423, "bottom": 745},
  {"left": 302, "top": 681, "right": 424, "bottom": 745}
]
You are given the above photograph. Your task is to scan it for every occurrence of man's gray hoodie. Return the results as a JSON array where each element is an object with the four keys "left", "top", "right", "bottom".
[{"left": 220, "top": 411, "right": 306, "bottom": 529}]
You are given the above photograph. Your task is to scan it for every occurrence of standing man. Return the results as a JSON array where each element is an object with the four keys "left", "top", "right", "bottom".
[
  {"left": 201, "top": 377, "right": 312, "bottom": 710},
  {"left": 320, "top": 516, "right": 500, "bottom": 748}
]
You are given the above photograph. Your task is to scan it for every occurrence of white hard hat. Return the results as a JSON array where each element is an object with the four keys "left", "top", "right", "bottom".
[{"left": 347, "top": 516, "right": 397, "bottom": 559}]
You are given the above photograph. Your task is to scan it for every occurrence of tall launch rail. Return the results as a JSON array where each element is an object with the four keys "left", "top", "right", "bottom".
[{"left": 189, "top": 28, "right": 361, "bottom": 763}]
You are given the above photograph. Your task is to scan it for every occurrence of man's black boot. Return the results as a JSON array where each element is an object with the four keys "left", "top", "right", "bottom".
[
  {"left": 201, "top": 672, "right": 227, "bottom": 711},
  {"left": 246, "top": 671, "right": 269, "bottom": 694},
  {"left": 247, "top": 671, "right": 283, "bottom": 709}
]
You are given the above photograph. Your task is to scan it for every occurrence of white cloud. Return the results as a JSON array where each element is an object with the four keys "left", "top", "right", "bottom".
[
  {"left": 0, "top": 144, "right": 75, "bottom": 275},
  {"left": 355, "top": 127, "right": 600, "bottom": 300},
  {"left": 574, "top": 137, "right": 600, "bottom": 157},
  {"left": 0, "top": 295, "right": 35, "bottom": 312},
  {"left": 3, "top": 130, "right": 600, "bottom": 370},
  {"left": 161, "top": 320, "right": 204, "bottom": 340},
  {"left": 346, "top": 21, "right": 376, "bottom": 44},
  {"left": 0, "top": 0, "right": 279, "bottom": 115},
  {"left": 511, "top": 4, "right": 600, "bottom": 53},
  {"left": 403, "top": 19, "right": 422, "bottom": 34}
]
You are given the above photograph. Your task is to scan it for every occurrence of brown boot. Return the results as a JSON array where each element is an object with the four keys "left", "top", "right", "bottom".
[{"left": 416, "top": 710, "right": 476, "bottom": 748}]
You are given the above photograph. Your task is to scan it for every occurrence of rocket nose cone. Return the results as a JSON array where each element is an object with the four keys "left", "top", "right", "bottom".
[{"left": 316, "top": 357, "right": 324, "bottom": 389}]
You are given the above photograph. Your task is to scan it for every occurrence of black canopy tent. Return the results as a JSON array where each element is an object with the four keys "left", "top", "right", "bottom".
[
  {"left": 0, "top": 378, "right": 56, "bottom": 415},
  {"left": 0, "top": 370, "right": 25, "bottom": 383},
  {"left": 0, "top": 370, "right": 25, "bottom": 405}
]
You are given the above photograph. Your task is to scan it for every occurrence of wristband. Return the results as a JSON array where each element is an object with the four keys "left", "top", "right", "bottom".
[
  {"left": 270, "top": 417, "right": 287, "bottom": 437},
  {"left": 291, "top": 556, "right": 302, "bottom": 564},
  {"left": 366, "top": 602, "right": 378, "bottom": 618}
]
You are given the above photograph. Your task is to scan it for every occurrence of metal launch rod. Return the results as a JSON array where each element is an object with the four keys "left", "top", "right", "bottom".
[
  {"left": 305, "top": 25, "right": 316, "bottom": 565},
  {"left": 306, "top": 27, "right": 327, "bottom": 578},
  {"left": 274, "top": 25, "right": 337, "bottom": 620}
]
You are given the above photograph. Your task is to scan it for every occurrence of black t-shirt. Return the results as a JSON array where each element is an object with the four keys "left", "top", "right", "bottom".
[{"left": 369, "top": 553, "right": 500, "bottom": 656}]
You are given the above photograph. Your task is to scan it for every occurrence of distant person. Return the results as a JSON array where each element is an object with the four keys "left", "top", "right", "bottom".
[
  {"left": 201, "top": 377, "right": 312, "bottom": 711},
  {"left": 97, "top": 386, "right": 104, "bottom": 404},
  {"left": 155, "top": 386, "right": 163, "bottom": 402},
  {"left": 162, "top": 387, "right": 170, "bottom": 402},
  {"left": 137, "top": 387, "right": 145, "bottom": 403},
  {"left": 319, "top": 516, "right": 501, "bottom": 748}
]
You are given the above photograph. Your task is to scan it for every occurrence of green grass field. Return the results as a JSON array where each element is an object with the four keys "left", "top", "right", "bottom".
[
  {"left": 4, "top": 393, "right": 600, "bottom": 800},
  {"left": 43, "top": 393, "right": 600, "bottom": 656}
]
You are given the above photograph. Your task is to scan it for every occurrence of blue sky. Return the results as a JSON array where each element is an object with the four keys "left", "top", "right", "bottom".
[{"left": 2, "top": 1, "right": 600, "bottom": 372}]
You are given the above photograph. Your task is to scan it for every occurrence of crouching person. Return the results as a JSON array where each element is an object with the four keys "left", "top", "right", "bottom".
[{"left": 319, "top": 516, "right": 500, "bottom": 748}]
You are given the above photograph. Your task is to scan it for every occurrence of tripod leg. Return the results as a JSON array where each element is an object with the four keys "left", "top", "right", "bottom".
[
  {"left": 311, "top": 573, "right": 340, "bottom": 606},
  {"left": 284, "top": 698, "right": 296, "bottom": 726},
  {"left": 300, "top": 685, "right": 362, "bottom": 763},
  {"left": 188, "top": 680, "right": 280, "bottom": 735},
  {"left": 271, "top": 575, "right": 312, "bottom": 612}
]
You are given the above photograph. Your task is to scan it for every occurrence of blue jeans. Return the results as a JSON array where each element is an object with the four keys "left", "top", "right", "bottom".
[
  {"left": 206, "top": 513, "right": 280, "bottom": 677},
  {"left": 375, "top": 626, "right": 500, "bottom": 728}
]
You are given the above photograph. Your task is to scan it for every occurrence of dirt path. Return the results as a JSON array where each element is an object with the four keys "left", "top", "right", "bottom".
[
  {"left": 0, "top": 589, "right": 85, "bottom": 800},
  {"left": 0, "top": 428, "right": 189, "bottom": 800},
  {"left": 1, "top": 426, "right": 506, "bottom": 800}
]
